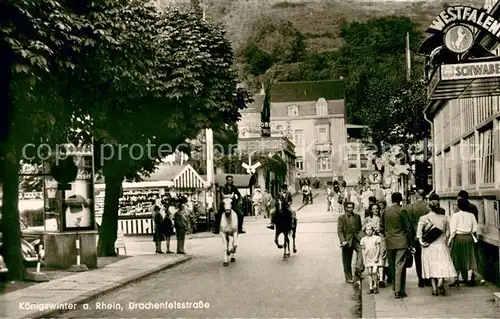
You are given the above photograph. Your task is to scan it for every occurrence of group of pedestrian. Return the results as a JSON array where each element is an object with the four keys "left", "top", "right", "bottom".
[
  {"left": 339, "top": 189, "right": 479, "bottom": 299},
  {"left": 152, "top": 194, "right": 190, "bottom": 254}
]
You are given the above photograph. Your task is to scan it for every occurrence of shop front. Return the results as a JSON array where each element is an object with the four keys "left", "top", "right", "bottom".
[
  {"left": 95, "top": 164, "right": 209, "bottom": 236},
  {"left": 419, "top": 2, "right": 500, "bottom": 285}
]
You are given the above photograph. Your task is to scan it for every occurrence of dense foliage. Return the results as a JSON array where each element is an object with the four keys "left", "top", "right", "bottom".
[{"left": 1, "top": 0, "right": 248, "bottom": 276}]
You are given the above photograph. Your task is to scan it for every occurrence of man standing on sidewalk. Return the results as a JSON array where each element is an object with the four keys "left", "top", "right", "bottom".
[
  {"left": 406, "top": 189, "right": 430, "bottom": 287},
  {"left": 338, "top": 201, "right": 364, "bottom": 284},
  {"left": 380, "top": 192, "right": 413, "bottom": 299}
]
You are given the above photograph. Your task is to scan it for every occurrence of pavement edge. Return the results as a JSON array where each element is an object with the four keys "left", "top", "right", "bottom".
[
  {"left": 360, "top": 278, "right": 376, "bottom": 318},
  {"left": 24, "top": 255, "right": 193, "bottom": 319}
]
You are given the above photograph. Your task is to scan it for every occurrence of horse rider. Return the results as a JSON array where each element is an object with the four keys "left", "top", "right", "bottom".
[
  {"left": 267, "top": 184, "right": 293, "bottom": 230},
  {"left": 212, "top": 175, "right": 246, "bottom": 234}
]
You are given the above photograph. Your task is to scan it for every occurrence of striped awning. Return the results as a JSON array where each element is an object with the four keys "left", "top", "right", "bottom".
[{"left": 171, "top": 165, "right": 208, "bottom": 189}]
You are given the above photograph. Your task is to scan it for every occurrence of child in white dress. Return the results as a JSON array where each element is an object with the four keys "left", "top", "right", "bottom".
[{"left": 360, "top": 225, "right": 381, "bottom": 294}]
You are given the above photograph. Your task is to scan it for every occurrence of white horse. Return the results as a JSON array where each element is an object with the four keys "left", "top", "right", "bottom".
[{"left": 220, "top": 194, "right": 238, "bottom": 266}]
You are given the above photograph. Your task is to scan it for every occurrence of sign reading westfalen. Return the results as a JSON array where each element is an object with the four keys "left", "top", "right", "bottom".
[{"left": 428, "top": 6, "right": 500, "bottom": 39}]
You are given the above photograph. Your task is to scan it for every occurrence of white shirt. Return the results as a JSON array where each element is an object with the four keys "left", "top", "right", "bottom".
[{"left": 450, "top": 210, "right": 477, "bottom": 238}]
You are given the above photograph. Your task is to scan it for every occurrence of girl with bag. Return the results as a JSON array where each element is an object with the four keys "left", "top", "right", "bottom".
[{"left": 416, "top": 194, "right": 456, "bottom": 296}]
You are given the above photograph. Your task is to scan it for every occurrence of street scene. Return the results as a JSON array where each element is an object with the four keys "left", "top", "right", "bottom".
[{"left": 2, "top": 0, "right": 500, "bottom": 318}]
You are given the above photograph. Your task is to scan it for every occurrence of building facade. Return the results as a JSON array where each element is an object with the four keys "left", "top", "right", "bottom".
[
  {"left": 237, "top": 136, "right": 296, "bottom": 194},
  {"left": 421, "top": 1, "right": 500, "bottom": 284},
  {"left": 238, "top": 80, "right": 346, "bottom": 189}
]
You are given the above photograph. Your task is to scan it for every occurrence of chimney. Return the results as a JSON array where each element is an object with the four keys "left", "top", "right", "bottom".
[{"left": 260, "top": 83, "right": 265, "bottom": 95}]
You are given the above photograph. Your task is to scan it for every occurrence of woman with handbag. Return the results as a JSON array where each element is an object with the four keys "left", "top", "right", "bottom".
[
  {"left": 448, "top": 198, "right": 478, "bottom": 287},
  {"left": 417, "top": 194, "right": 456, "bottom": 296}
]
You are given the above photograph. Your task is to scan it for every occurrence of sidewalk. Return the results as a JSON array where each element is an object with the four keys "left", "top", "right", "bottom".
[
  {"left": 0, "top": 254, "right": 191, "bottom": 319},
  {"left": 362, "top": 263, "right": 500, "bottom": 318}
]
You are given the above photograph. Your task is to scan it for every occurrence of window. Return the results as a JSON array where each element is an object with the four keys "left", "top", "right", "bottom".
[
  {"left": 317, "top": 126, "right": 328, "bottom": 143},
  {"left": 480, "top": 128, "right": 495, "bottom": 184},
  {"left": 444, "top": 150, "right": 451, "bottom": 189},
  {"left": 360, "top": 154, "right": 368, "bottom": 169},
  {"left": 316, "top": 98, "right": 328, "bottom": 116},
  {"left": 295, "top": 157, "right": 304, "bottom": 171},
  {"left": 348, "top": 154, "right": 358, "bottom": 169},
  {"left": 453, "top": 143, "right": 462, "bottom": 188},
  {"left": 288, "top": 105, "right": 299, "bottom": 117},
  {"left": 317, "top": 156, "right": 331, "bottom": 171},
  {"left": 293, "top": 129, "right": 304, "bottom": 146},
  {"left": 463, "top": 134, "right": 476, "bottom": 186}
]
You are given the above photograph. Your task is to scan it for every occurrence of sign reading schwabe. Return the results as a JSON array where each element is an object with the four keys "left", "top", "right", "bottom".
[
  {"left": 427, "top": 59, "right": 500, "bottom": 100},
  {"left": 441, "top": 61, "right": 500, "bottom": 80},
  {"left": 428, "top": 6, "right": 500, "bottom": 40}
]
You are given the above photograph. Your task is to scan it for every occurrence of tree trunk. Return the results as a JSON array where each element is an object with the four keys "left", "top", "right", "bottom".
[
  {"left": 1, "top": 143, "right": 24, "bottom": 280},
  {"left": 0, "top": 33, "right": 12, "bottom": 145},
  {"left": 97, "top": 175, "right": 122, "bottom": 256}
]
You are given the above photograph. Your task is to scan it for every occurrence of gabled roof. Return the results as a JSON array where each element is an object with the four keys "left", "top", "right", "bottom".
[
  {"left": 270, "top": 80, "right": 345, "bottom": 102},
  {"left": 147, "top": 164, "right": 207, "bottom": 189},
  {"left": 144, "top": 164, "right": 186, "bottom": 182}
]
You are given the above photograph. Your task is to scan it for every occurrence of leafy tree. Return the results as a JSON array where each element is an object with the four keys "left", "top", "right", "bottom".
[
  {"left": 336, "top": 16, "right": 421, "bottom": 124},
  {"left": 0, "top": 0, "right": 122, "bottom": 280},
  {"left": 357, "top": 76, "right": 430, "bottom": 148},
  {"left": 92, "top": 7, "right": 249, "bottom": 256}
]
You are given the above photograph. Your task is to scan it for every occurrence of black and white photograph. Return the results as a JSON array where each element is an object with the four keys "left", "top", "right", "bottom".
[{"left": 1, "top": 0, "right": 500, "bottom": 318}]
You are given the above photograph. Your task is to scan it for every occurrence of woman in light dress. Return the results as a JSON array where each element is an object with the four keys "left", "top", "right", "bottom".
[
  {"left": 417, "top": 194, "right": 456, "bottom": 296},
  {"left": 362, "top": 203, "right": 387, "bottom": 287}
]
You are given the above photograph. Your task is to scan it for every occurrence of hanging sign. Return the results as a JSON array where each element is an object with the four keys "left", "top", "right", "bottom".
[{"left": 427, "top": 6, "right": 500, "bottom": 39}]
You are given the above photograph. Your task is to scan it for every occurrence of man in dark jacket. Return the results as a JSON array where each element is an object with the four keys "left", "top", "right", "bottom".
[
  {"left": 338, "top": 201, "right": 364, "bottom": 284},
  {"left": 380, "top": 192, "right": 413, "bottom": 299},
  {"left": 212, "top": 175, "right": 246, "bottom": 234},
  {"left": 457, "top": 190, "right": 478, "bottom": 221},
  {"left": 267, "top": 184, "right": 293, "bottom": 230},
  {"left": 406, "top": 189, "right": 430, "bottom": 287}
]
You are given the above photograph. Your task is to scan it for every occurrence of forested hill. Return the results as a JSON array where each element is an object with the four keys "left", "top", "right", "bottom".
[{"left": 160, "top": 0, "right": 483, "bottom": 134}]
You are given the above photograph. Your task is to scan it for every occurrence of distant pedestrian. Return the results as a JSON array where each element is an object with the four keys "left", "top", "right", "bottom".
[
  {"left": 327, "top": 187, "right": 335, "bottom": 211},
  {"left": 417, "top": 194, "right": 456, "bottom": 296},
  {"left": 338, "top": 201, "right": 364, "bottom": 284},
  {"left": 449, "top": 198, "right": 478, "bottom": 287},
  {"left": 174, "top": 200, "right": 188, "bottom": 254},
  {"left": 162, "top": 209, "right": 174, "bottom": 254},
  {"left": 153, "top": 206, "right": 165, "bottom": 254},
  {"left": 361, "top": 225, "right": 381, "bottom": 294},
  {"left": 380, "top": 192, "right": 414, "bottom": 299},
  {"left": 364, "top": 196, "right": 377, "bottom": 218}
]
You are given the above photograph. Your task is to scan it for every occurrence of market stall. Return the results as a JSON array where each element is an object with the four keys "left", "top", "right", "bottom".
[{"left": 95, "top": 164, "right": 208, "bottom": 236}]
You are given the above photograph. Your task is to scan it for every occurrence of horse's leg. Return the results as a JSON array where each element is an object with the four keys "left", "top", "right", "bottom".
[
  {"left": 283, "top": 231, "right": 289, "bottom": 259},
  {"left": 275, "top": 231, "right": 283, "bottom": 249},
  {"left": 292, "top": 227, "right": 297, "bottom": 253},
  {"left": 221, "top": 232, "right": 229, "bottom": 266},
  {"left": 231, "top": 231, "right": 237, "bottom": 263},
  {"left": 286, "top": 231, "right": 291, "bottom": 256}
]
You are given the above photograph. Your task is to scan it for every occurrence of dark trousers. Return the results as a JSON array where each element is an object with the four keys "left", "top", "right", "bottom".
[
  {"left": 387, "top": 249, "right": 407, "bottom": 294},
  {"left": 175, "top": 228, "right": 186, "bottom": 253},
  {"left": 414, "top": 242, "right": 423, "bottom": 282},
  {"left": 341, "top": 240, "right": 364, "bottom": 281}
]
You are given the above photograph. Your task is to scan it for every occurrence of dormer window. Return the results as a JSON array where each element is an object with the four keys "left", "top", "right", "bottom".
[
  {"left": 316, "top": 98, "right": 328, "bottom": 116},
  {"left": 288, "top": 105, "right": 299, "bottom": 117}
]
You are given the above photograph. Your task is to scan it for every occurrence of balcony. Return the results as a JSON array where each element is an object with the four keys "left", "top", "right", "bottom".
[{"left": 315, "top": 142, "right": 332, "bottom": 154}]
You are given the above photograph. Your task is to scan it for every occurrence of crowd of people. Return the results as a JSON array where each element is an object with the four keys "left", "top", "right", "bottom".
[
  {"left": 152, "top": 194, "right": 194, "bottom": 254},
  {"left": 338, "top": 189, "right": 479, "bottom": 298}
]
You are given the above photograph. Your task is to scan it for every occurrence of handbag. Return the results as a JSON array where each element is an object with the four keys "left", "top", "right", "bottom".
[{"left": 421, "top": 219, "right": 443, "bottom": 244}]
